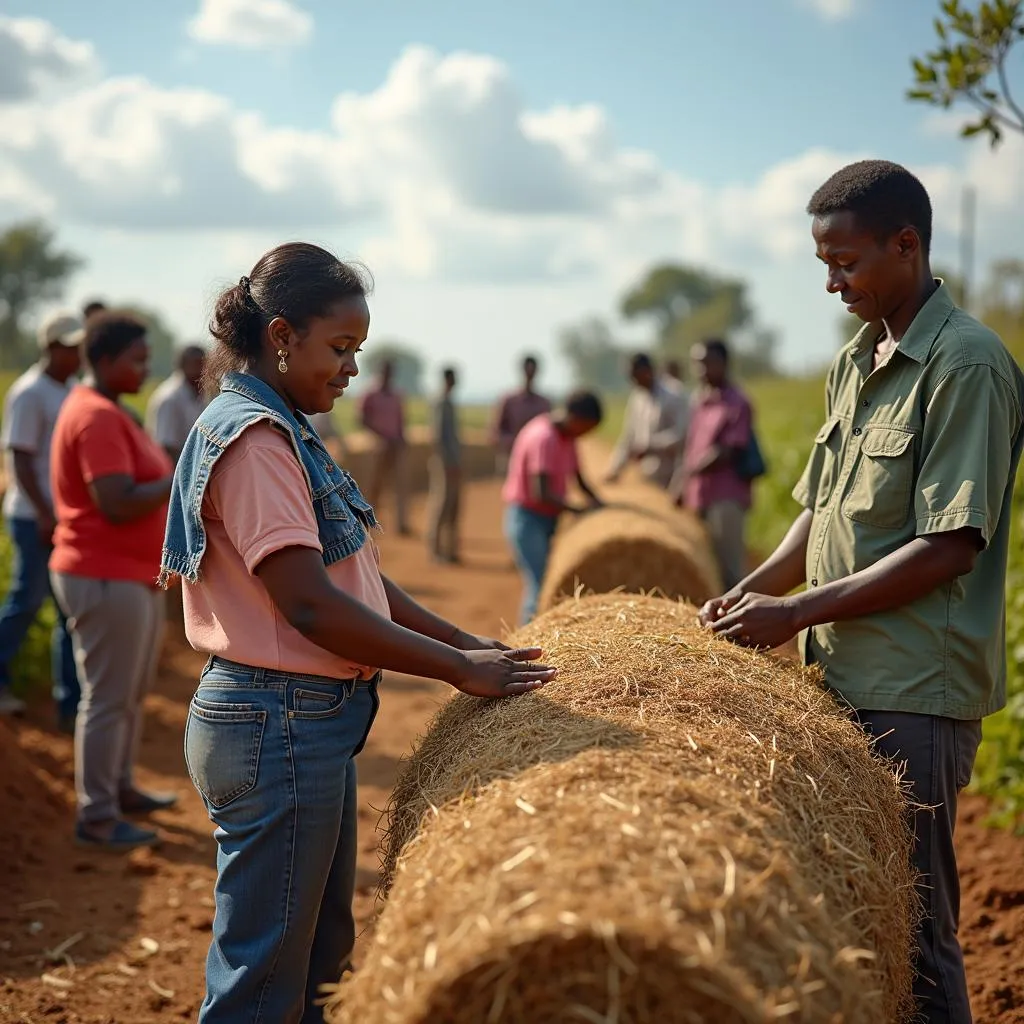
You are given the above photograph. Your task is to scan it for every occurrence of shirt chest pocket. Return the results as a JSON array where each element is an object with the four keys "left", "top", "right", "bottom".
[
  {"left": 842, "top": 426, "right": 917, "bottom": 530},
  {"left": 316, "top": 472, "right": 377, "bottom": 542}
]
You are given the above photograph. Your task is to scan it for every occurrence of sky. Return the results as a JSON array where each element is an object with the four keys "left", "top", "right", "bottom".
[{"left": 2, "top": 0, "right": 1023, "bottom": 399}]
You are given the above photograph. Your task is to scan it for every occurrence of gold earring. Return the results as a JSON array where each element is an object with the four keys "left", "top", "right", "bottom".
[{"left": 277, "top": 349, "right": 289, "bottom": 374}]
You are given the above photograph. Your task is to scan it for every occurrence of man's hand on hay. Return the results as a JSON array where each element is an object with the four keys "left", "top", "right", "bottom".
[
  {"left": 451, "top": 647, "right": 557, "bottom": 699},
  {"left": 706, "top": 593, "right": 801, "bottom": 650}
]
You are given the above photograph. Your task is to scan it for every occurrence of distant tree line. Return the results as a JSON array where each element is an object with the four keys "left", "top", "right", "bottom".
[
  {"left": 559, "top": 262, "right": 781, "bottom": 391},
  {"left": 0, "top": 219, "right": 183, "bottom": 378}
]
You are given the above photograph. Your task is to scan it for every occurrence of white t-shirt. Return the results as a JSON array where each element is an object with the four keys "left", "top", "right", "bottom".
[
  {"left": 146, "top": 372, "right": 207, "bottom": 456},
  {"left": 1, "top": 365, "right": 71, "bottom": 521}
]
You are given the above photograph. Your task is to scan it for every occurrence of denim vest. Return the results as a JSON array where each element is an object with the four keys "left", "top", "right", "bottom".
[{"left": 159, "top": 371, "right": 378, "bottom": 586}]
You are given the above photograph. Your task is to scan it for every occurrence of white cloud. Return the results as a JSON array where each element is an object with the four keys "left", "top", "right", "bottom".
[
  {"left": 798, "top": 0, "right": 858, "bottom": 21},
  {"left": 186, "top": 0, "right": 312, "bottom": 50},
  {"left": 1, "top": 24, "right": 1022, "bottom": 318},
  {"left": 0, "top": 16, "right": 99, "bottom": 101}
]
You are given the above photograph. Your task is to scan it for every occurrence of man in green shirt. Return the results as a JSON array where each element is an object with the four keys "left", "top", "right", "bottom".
[{"left": 700, "top": 159, "right": 1024, "bottom": 1023}]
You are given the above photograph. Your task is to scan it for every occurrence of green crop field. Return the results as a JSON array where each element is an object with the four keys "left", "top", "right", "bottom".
[{"left": 1, "top": 360, "right": 1021, "bottom": 828}]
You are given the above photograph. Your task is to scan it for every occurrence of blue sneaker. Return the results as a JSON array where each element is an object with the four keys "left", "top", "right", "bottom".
[{"left": 75, "top": 819, "right": 160, "bottom": 851}]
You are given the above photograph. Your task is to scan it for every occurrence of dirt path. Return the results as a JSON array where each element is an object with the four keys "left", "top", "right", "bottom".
[{"left": 1, "top": 477, "right": 1022, "bottom": 1023}]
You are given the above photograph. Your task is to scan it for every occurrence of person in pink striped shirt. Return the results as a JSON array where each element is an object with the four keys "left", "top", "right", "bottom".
[{"left": 360, "top": 360, "right": 409, "bottom": 534}]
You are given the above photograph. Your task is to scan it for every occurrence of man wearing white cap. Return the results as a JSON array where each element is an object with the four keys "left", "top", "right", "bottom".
[{"left": 0, "top": 313, "right": 83, "bottom": 725}]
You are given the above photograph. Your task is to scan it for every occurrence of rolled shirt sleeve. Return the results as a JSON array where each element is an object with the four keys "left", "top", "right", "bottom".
[{"left": 915, "top": 363, "right": 1022, "bottom": 546}]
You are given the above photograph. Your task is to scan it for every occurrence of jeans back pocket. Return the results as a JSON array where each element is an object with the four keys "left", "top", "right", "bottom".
[{"left": 184, "top": 696, "right": 267, "bottom": 810}]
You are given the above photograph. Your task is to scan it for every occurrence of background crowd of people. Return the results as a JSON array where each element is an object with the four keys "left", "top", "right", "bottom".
[{"left": 0, "top": 292, "right": 760, "bottom": 848}]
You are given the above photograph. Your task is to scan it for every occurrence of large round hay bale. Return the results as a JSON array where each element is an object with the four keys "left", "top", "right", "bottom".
[
  {"left": 536, "top": 487, "right": 722, "bottom": 614},
  {"left": 325, "top": 595, "right": 917, "bottom": 1024}
]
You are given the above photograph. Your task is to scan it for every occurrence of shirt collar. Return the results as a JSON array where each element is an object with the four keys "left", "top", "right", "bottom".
[{"left": 850, "top": 279, "right": 954, "bottom": 366}]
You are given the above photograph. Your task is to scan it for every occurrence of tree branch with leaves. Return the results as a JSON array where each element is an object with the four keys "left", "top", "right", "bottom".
[{"left": 908, "top": 0, "right": 1024, "bottom": 147}]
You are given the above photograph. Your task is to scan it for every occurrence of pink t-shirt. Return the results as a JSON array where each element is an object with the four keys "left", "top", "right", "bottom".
[
  {"left": 502, "top": 414, "right": 578, "bottom": 517},
  {"left": 682, "top": 384, "right": 753, "bottom": 512},
  {"left": 360, "top": 387, "right": 405, "bottom": 442},
  {"left": 183, "top": 423, "right": 391, "bottom": 680}
]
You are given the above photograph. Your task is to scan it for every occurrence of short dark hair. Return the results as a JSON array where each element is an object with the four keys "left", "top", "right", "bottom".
[
  {"left": 208, "top": 242, "right": 372, "bottom": 386},
  {"left": 442, "top": 365, "right": 457, "bottom": 381},
  {"left": 523, "top": 354, "right": 539, "bottom": 369},
  {"left": 806, "top": 159, "right": 933, "bottom": 254},
  {"left": 630, "top": 353, "right": 654, "bottom": 374},
  {"left": 85, "top": 311, "right": 147, "bottom": 367},
  {"left": 565, "top": 389, "right": 603, "bottom": 424},
  {"left": 700, "top": 338, "right": 729, "bottom": 363},
  {"left": 178, "top": 344, "right": 206, "bottom": 369},
  {"left": 82, "top": 300, "right": 107, "bottom": 320}
]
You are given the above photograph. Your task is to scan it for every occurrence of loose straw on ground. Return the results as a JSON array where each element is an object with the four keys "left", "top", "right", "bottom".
[
  {"left": 324, "top": 594, "right": 917, "bottom": 1024},
  {"left": 536, "top": 485, "right": 722, "bottom": 614}
]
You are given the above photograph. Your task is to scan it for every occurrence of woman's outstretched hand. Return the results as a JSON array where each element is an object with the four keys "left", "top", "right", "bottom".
[
  {"left": 451, "top": 630, "right": 510, "bottom": 652},
  {"left": 451, "top": 646, "right": 557, "bottom": 698}
]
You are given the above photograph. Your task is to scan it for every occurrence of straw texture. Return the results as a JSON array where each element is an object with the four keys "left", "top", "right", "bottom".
[
  {"left": 324, "top": 594, "right": 917, "bottom": 1024},
  {"left": 536, "top": 487, "right": 722, "bottom": 613}
]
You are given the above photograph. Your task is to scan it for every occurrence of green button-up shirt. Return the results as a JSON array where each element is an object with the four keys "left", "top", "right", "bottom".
[{"left": 793, "top": 283, "right": 1024, "bottom": 719}]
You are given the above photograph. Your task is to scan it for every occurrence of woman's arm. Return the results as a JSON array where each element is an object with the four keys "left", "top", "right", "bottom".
[
  {"left": 256, "top": 548, "right": 553, "bottom": 696},
  {"left": 382, "top": 575, "right": 506, "bottom": 650},
  {"left": 89, "top": 474, "right": 173, "bottom": 524}
]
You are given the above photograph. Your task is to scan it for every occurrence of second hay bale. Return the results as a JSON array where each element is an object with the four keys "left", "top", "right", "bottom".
[
  {"left": 537, "top": 486, "right": 722, "bottom": 613},
  {"left": 326, "top": 594, "right": 917, "bottom": 1024}
]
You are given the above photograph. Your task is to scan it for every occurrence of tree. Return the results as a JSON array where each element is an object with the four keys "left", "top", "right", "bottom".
[
  {"left": 908, "top": 0, "right": 1024, "bottom": 147},
  {"left": 621, "top": 263, "right": 752, "bottom": 356},
  {"left": 558, "top": 317, "right": 630, "bottom": 393},
  {"left": 0, "top": 221, "right": 83, "bottom": 369},
  {"left": 619, "top": 261, "right": 781, "bottom": 377},
  {"left": 361, "top": 340, "right": 425, "bottom": 395}
]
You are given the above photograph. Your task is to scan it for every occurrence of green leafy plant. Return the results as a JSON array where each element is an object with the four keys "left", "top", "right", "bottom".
[{"left": 908, "top": 0, "right": 1024, "bottom": 147}]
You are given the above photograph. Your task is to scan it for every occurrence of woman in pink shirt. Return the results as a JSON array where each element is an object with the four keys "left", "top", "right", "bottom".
[
  {"left": 502, "top": 391, "right": 604, "bottom": 624},
  {"left": 159, "top": 243, "right": 556, "bottom": 1022}
]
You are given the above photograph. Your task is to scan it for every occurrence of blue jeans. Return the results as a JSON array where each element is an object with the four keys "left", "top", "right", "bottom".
[
  {"left": 185, "top": 657, "right": 380, "bottom": 1024},
  {"left": 0, "top": 516, "right": 79, "bottom": 717},
  {"left": 504, "top": 504, "right": 559, "bottom": 625}
]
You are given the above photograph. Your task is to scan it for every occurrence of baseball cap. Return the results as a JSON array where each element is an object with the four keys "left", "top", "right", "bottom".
[{"left": 38, "top": 312, "right": 85, "bottom": 349}]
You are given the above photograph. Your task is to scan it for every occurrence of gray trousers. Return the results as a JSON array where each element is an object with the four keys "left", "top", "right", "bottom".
[
  {"left": 51, "top": 573, "right": 165, "bottom": 824},
  {"left": 366, "top": 439, "right": 408, "bottom": 533},
  {"left": 701, "top": 499, "right": 747, "bottom": 591},
  {"left": 857, "top": 711, "right": 983, "bottom": 1024},
  {"left": 426, "top": 457, "right": 461, "bottom": 560}
]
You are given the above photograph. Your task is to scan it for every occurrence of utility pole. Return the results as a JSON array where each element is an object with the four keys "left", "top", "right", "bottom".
[{"left": 960, "top": 185, "right": 976, "bottom": 312}]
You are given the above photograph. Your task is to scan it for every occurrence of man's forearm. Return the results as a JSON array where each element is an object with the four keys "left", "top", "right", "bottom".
[
  {"left": 576, "top": 473, "right": 599, "bottom": 504},
  {"left": 736, "top": 510, "right": 812, "bottom": 597},
  {"left": 12, "top": 452, "right": 51, "bottom": 518},
  {"left": 793, "top": 529, "right": 979, "bottom": 631}
]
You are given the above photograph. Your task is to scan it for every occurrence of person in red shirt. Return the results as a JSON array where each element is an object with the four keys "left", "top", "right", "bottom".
[
  {"left": 502, "top": 391, "right": 604, "bottom": 624},
  {"left": 673, "top": 339, "right": 754, "bottom": 589},
  {"left": 49, "top": 311, "right": 177, "bottom": 851}
]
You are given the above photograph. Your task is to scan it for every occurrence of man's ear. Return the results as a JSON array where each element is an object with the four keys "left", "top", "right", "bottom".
[{"left": 894, "top": 227, "right": 921, "bottom": 262}]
